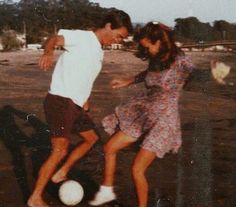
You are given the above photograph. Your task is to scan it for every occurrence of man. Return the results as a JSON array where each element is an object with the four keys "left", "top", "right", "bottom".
[{"left": 28, "top": 10, "right": 132, "bottom": 207}]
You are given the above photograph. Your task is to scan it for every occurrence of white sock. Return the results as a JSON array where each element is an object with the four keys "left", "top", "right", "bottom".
[{"left": 100, "top": 185, "right": 114, "bottom": 193}]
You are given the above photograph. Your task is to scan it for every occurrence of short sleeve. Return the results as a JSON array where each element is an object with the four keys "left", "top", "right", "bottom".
[{"left": 58, "top": 29, "right": 81, "bottom": 46}]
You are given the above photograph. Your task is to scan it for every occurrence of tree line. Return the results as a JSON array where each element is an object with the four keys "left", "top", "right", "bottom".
[
  {"left": 0, "top": 0, "right": 236, "bottom": 44},
  {"left": 0, "top": 0, "right": 111, "bottom": 43},
  {"left": 174, "top": 17, "right": 236, "bottom": 43}
]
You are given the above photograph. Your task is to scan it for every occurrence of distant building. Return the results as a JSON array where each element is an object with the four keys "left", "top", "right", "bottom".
[
  {"left": 103, "top": 43, "right": 123, "bottom": 50},
  {"left": 111, "top": 43, "right": 123, "bottom": 50},
  {"left": 175, "top": 41, "right": 183, "bottom": 47},
  {"left": 123, "top": 36, "right": 133, "bottom": 43},
  {"left": 27, "top": 44, "right": 42, "bottom": 50},
  {"left": 103, "top": 35, "right": 134, "bottom": 50}
]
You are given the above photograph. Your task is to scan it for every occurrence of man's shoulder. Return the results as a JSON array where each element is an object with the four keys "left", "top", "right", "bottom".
[
  {"left": 58, "top": 29, "right": 95, "bottom": 44},
  {"left": 58, "top": 29, "right": 90, "bottom": 35}
]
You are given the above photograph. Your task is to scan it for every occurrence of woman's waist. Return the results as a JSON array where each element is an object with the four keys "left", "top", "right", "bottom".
[{"left": 146, "top": 87, "right": 180, "bottom": 97}]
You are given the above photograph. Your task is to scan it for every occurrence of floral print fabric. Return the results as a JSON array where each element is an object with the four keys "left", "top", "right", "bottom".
[{"left": 102, "top": 56, "right": 194, "bottom": 158}]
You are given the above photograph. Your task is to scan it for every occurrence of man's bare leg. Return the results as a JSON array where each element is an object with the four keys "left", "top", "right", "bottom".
[
  {"left": 51, "top": 129, "right": 98, "bottom": 183},
  {"left": 27, "top": 137, "right": 70, "bottom": 207}
]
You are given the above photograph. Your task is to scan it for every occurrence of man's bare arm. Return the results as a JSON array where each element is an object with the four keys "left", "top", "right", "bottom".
[{"left": 39, "top": 35, "right": 64, "bottom": 71}]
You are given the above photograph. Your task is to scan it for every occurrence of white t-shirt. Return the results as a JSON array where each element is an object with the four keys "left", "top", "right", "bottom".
[{"left": 49, "top": 29, "right": 104, "bottom": 107}]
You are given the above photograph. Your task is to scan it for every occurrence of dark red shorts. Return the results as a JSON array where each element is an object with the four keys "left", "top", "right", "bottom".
[{"left": 44, "top": 93, "right": 96, "bottom": 138}]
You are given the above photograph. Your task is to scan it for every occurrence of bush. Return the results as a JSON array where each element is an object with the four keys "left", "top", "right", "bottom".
[{"left": 1, "top": 30, "right": 21, "bottom": 51}]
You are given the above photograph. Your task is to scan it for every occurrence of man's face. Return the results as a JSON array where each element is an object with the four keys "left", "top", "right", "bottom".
[{"left": 102, "top": 23, "right": 129, "bottom": 46}]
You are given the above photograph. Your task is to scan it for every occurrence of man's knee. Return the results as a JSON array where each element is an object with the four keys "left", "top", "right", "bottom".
[
  {"left": 52, "top": 147, "right": 68, "bottom": 158},
  {"left": 51, "top": 137, "right": 70, "bottom": 159},
  {"left": 86, "top": 135, "right": 98, "bottom": 146}
]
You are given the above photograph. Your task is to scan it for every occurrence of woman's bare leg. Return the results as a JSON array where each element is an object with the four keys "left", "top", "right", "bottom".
[
  {"left": 89, "top": 130, "right": 136, "bottom": 206},
  {"left": 132, "top": 148, "right": 156, "bottom": 207},
  {"left": 103, "top": 130, "right": 136, "bottom": 186}
]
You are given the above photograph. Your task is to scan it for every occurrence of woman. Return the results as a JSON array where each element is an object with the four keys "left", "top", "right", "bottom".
[{"left": 89, "top": 22, "right": 194, "bottom": 207}]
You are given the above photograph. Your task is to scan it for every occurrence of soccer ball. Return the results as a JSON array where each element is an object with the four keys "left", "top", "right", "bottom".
[{"left": 59, "top": 180, "right": 84, "bottom": 206}]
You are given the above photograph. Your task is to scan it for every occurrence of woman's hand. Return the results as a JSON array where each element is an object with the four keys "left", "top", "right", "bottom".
[{"left": 111, "top": 78, "right": 134, "bottom": 89}]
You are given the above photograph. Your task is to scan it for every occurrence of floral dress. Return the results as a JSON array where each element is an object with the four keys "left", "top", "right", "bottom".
[{"left": 102, "top": 56, "right": 194, "bottom": 158}]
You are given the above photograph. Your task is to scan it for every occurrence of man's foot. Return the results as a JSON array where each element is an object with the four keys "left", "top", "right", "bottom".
[
  {"left": 27, "top": 196, "right": 49, "bottom": 207},
  {"left": 89, "top": 186, "right": 116, "bottom": 206},
  {"left": 51, "top": 169, "right": 67, "bottom": 183}
]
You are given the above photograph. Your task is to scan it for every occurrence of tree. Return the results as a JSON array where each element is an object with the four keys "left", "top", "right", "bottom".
[
  {"left": 1, "top": 0, "right": 235, "bottom": 44},
  {"left": 0, "top": 1, "right": 21, "bottom": 33},
  {"left": 213, "top": 20, "right": 236, "bottom": 40},
  {"left": 15, "top": 0, "right": 109, "bottom": 43},
  {"left": 174, "top": 17, "right": 214, "bottom": 42},
  {"left": 1, "top": 30, "right": 21, "bottom": 51}
]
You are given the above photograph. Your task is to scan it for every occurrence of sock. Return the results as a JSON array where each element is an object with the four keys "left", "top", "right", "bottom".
[{"left": 100, "top": 185, "right": 114, "bottom": 193}]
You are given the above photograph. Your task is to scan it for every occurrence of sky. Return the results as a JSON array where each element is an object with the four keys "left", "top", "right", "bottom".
[{"left": 91, "top": 0, "right": 236, "bottom": 26}]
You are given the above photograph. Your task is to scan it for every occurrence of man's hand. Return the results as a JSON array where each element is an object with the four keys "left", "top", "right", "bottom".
[
  {"left": 83, "top": 101, "right": 90, "bottom": 112},
  {"left": 38, "top": 35, "right": 64, "bottom": 71},
  {"left": 39, "top": 53, "right": 54, "bottom": 71},
  {"left": 111, "top": 78, "right": 133, "bottom": 89}
]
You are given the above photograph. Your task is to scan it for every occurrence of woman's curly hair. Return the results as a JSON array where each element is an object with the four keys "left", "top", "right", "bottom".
[{"left": 134, "top": 22, "right": 183, "bottom": 71}]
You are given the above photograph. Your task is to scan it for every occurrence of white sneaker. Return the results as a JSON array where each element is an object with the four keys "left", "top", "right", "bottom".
[{"left": 89, "top": 186, "right": 116, "bottom": 206}]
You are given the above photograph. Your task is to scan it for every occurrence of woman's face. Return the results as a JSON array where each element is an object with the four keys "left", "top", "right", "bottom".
[{"left": 140, "top": 38, "right": 161, "bottom": 57}]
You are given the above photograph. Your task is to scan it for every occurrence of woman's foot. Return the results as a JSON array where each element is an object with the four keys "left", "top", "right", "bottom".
[
  {"left": 27, "top": 196, "right": 49, "bottom": 207},
  {"left": 89, "top": 185, "right": 116, "bottom": 206},
  {"left": 51, "top": 169, "right": 67, "bottom": 183}
]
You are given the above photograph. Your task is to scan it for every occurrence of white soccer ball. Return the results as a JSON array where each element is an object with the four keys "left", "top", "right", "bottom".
[{"left": 59, "top": 180, "right": 84, "bottom": 206}]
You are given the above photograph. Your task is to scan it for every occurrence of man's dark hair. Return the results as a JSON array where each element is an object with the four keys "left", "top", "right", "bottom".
[{"left": 101, "top": 9, "right": 133, "bottom": 34}]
